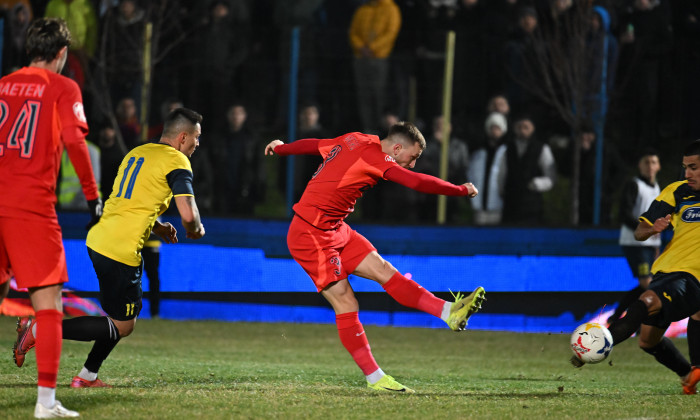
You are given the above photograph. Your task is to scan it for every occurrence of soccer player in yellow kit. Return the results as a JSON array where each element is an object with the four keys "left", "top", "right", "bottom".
[
  {"left": 574, "top": 140, "right": 700, "bottom": 395},
  {"left": 14, "top": 108, "right": 206, "bottom": 388}
]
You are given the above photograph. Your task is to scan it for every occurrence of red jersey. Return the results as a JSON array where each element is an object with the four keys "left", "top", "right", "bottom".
[
  {"left": 0, "top": 67, "right": 96, "bottom": 220},
  {"left": 280, "top": 133, "right": 395, "bottom": 229}
]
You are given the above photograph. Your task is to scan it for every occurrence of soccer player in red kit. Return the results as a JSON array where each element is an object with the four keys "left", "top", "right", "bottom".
[
  {"left": 264, "top": 122, "right": 486, "bottom": 393},
  {"left": 0, "top": 18, "right": 101, "bottom": 418}
]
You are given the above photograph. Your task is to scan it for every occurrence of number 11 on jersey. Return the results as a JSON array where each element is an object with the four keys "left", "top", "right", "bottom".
[{"left": 116, "top": 156, "right": 145, "bottom": 199}]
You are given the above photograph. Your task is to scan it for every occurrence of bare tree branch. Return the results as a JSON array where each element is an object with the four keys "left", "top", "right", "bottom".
[{"left": 505, "top": 2, "right": 599, "bottom": 225}]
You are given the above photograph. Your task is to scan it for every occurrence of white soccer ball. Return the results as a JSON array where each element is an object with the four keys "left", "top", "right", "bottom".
[{"left": 570, "top": 322, "right": 613, "bottom": 364}]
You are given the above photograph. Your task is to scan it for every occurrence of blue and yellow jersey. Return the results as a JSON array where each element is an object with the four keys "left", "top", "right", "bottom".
[
  {"left": 87, "top": 143, "right": 194, "bottom": 266},
  {"left": 640, "top": 180, "right": 700, "bottom": 280}
]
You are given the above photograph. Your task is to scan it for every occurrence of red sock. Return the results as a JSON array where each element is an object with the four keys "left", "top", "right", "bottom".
[
  {"left": 336, "top": 312, "right": 379, "bottom": 376},
  {"left": 35, "top": 309, "right": 63, "bottom": 388},
  {"left": 382, "top": 272, "right": 445, "bottom": 318}
]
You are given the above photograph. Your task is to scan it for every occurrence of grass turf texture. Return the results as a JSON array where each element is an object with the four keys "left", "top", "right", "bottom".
[{"left": 0, "top": 316, "right": 695, "bottom": 419}]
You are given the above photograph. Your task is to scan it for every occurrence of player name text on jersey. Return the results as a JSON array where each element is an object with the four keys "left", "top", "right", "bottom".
[{"left": 0, "top": 82, "right": 46, "bottom": 98}]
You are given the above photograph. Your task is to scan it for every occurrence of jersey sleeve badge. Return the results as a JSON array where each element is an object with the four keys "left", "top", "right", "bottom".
[{"left": 73, "top": 102, "right": 87, "bottom": 123}]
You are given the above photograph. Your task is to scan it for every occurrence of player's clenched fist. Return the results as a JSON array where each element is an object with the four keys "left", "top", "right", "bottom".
[
  {"left": 265, "top": 140, "right": 284, "bottom": 155},
  {"left": 652, "top": 214, "right": 672, "bottom": 233},
  {"left": 463, "top": 182, "right": 478, "bottom": 198},
  {"left": 187, "top": 225, "right": 205, "bottom": 240}
]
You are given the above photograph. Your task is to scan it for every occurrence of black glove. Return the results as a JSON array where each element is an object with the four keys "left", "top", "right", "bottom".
[{"left": 86, "top": 198, "right": 103, "bottom": 230}]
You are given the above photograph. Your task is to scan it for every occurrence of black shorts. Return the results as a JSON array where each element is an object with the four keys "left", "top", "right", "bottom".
[
  {"left": 621, "top": 246, "right": 656, "bottom": 279},
  {"left": 87, "top": 247, "right": 143, "bottom": 321},
  {"left": 644, "top": 271, "right": 700, "bottom": 329}
]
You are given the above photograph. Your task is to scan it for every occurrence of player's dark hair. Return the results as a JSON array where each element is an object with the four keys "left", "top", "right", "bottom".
[
  {"left": 25, "top": 18, "right": 71, "bottom": 63},
  {"left": 163, "top": 108, "right": 203, "bottom": 137},
  {"left": 683, "top": 140, "right": 700, "bottom": 158},
  {"left": 388, "top": 121, "right": 426, "bottom": 150}
]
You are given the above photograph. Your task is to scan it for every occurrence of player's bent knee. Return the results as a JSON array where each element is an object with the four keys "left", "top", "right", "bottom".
[
  {"left": 113, "top": 319, "right": 136, "bottom": 337},
  {"left": 118, "top": 326, "right": 135, "bottom": 338},
  {"left": 371, "top": 253, "right": 396, "bottom": 279},
  {"left": 639, "top": 290, "right": 662, "bottom": 312},
  {"left": 354, "top": 251, "right": 396, "bottom": 282},
  {"left": 381, "top": 259, "right": 397, "bottom": 275}
]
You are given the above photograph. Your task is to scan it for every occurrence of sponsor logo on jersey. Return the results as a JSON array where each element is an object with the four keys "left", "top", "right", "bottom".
[
  {"left": 385, "top": 155, "right": 395, "bottom": 163},
  {"left": 681, "top": 206, "right": 700, "bottom": 223},
  {"left": 73, "top": 102, "right": 87, "bottom": 123}
]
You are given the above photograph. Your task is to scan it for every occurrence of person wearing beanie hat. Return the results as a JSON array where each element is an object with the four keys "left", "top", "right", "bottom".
[
  {"left": 484, "top": 112, "right": 507, "bottom": 136},
  {"left": 468, "top": 112, "right": 509, "bottom": 225}
]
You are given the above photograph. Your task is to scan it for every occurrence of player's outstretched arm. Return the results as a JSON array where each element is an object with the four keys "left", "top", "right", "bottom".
[
  {"left": 634, "top": 214, "right": 671, "bottom": 242},
  {"left": 152, "top": 220, "right": 178, "bottom": 244},
  {"left": 265, "top": 140, "right": 284, "bottom": 155},
  {"left": 265, "top": 139, "right": 322, "bottom": 156},
  {"left": 385, "top": 166, "right": 476, "bottom": 197},
  {"left": 174, "top": 195, "right": 205, "bottom": 239}
]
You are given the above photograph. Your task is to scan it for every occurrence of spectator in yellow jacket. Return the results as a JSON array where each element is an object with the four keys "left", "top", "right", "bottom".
[
  {"left": 348, "top": 0, "right": 401, "bottom": 133},
  {"left": 44, "top": 0, "right": 98, "bottom": 57}
]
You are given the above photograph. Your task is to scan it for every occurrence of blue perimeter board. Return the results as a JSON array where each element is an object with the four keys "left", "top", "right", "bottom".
[{"left": 58, "top": 213, "right": 652, "bottom": 333}]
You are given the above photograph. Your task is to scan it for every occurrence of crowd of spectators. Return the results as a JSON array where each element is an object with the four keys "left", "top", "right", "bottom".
[{"left": 1, "top": 0, "right": 699, "bottom": 226}]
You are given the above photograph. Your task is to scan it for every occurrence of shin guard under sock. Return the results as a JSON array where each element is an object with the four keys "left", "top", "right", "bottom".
[
  {"left": 687, "top": 318, "right": 700, "bottom": 366},
  {"left": 608, "top": 300, "right": 647, "bottom": 345},
  {"left": 34, "top": 309, "right": 63, "bottom": 388},
  {"left": 84, "top": 318, "right": 121, "bottom": 374},
  {"left": 642, "top": 337, "right": 692, "bottom": 377},
  {"left": 63, "top": 316, "right": 116, "bottom": 341},
  {"left": 382, "top": 272, "right": 444, "bottom": 318},
  {"left": 336, "top": 312, "right": 379, "bottom": 375}
]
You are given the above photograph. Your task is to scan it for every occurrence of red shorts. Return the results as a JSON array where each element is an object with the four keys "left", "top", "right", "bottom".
[
  {"left": 287, "top": 215, "right": 375, "bottom": 292},
  {"left": 0, "top": 217, "right": 68, "bottom": 289}
]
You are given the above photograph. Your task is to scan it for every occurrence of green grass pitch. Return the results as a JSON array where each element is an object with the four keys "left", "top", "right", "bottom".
[{"left": 0, "top": 316, "right": 696, "bottom": 419}]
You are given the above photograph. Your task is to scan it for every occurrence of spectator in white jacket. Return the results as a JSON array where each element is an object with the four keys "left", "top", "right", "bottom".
[{"left": 468, "top": 112, "right": 508, "bottom": 225}]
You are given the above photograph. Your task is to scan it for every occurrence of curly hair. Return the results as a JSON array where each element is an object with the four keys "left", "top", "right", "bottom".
[{"left": 25, "top": 18, "right": 71, "bottom": 63}]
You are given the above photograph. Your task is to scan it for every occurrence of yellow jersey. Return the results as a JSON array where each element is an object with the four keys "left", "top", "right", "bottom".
[
  {"left": 640, "top": 180, "right": 700, "bottom": 280},
  {"left": 86, "top": 143, "right": 194, "bottom": 266}
]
